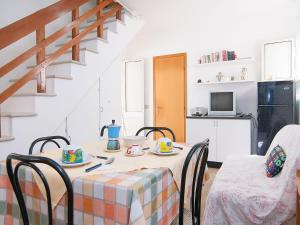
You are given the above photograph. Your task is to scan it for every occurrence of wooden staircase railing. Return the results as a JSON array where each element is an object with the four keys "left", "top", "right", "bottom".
[
  {"left": 0, "top": 0, "right": 123, "bottom": 140},
  {"left": 0, "top": 0, "right": 123, "bottom": 104}
]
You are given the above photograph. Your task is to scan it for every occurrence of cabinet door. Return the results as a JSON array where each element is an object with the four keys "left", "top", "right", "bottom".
[
  {"left": 217, "top": 120, "right": 251, "bottom": 162},
  {"left": 186, "top": 119, "right": 217, "bottom": 161}
]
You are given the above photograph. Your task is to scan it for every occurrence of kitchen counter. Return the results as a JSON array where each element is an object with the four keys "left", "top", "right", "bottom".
[{"left": 186, "top": 115, "right": 253, "bottom": 120}]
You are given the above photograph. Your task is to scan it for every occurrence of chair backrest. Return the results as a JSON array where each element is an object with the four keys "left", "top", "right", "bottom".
[
  {"left": 179, "top": 139, "right": 209, "bottom": 225},
  {"left": 29, "top": 135, "right": 70, "bottom": 155},
  {"left": 135, "top": 126, "right": 176, "bottom": 142},
  {"left": 6, "top": 153, "right": 73, "bottom": 225}
]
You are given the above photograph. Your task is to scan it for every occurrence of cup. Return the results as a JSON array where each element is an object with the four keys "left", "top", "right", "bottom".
[{"left": 126, "top": 145, "right": 142, "bottom": 156}]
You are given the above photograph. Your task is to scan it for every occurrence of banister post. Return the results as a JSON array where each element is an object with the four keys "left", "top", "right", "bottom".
[
  {"left": 116, "top": 4, "right": 122, "bottom": 21},
  {"left": 72, "top": 7, "right": 80, "bottom": 61},
  {"left": 0, "top": 104, "right": 2, "bottom": 138},
  {"left": 96, "top": 0, "right": 104, "bottom": 38},
  {"left": 36, "top": 27, "right": 46, "bottom": 93}
]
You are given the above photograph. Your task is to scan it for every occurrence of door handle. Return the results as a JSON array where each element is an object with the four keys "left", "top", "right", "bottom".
[{"left": 156, "top": 104, "right": 162, "bottom": 115}]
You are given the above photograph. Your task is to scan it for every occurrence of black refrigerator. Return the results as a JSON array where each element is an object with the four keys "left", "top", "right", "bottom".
[{"left": 257, "top": 81, "right": 295, "bottom": 155}]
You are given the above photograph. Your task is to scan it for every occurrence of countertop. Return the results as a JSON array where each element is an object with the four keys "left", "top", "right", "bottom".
[{"left": 186, "top": 115, "right": 253, "bottom": 120}]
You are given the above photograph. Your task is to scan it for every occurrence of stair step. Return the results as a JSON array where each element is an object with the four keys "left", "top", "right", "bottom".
[
  {"left": 70, "top": 27, "right": 111, "bottom": 38},
  {"left": 27, "top": 60, "right": 86, "bottom": 69},
  {"left": 87, "top": 15, "right": 120, "bottom": 24},
  {"left": 56, "top": 37, "right": 109, "bottom": 48},
  {"left": 0, "top": 136, "right": 15, "bottom": 142},
  {"left": 12, "top": 93, "right": 57, "bottom": 97},
  {"left": 80, "top": 37, "right": 109, "bottom": 44},
  {"left": 1, "top": 112, "right": 37, "bottom": 118},
  {"left": 87, "top": 11, "right": 126, "bottom": 24},
  {"left": 9, "top": 75, "right": 73, "bottom": 83},
  {"left": 46, "top": 48, "right": 98, "bottom": 57}
]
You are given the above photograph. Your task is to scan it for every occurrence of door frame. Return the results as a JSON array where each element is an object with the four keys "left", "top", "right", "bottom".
[{"left": 153, "top": 52, "right": 187, "bottom": 141}]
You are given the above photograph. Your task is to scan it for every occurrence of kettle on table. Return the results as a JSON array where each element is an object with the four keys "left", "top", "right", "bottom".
[{"left": 100, "top": 120, "right": 121, "bottom": 150}]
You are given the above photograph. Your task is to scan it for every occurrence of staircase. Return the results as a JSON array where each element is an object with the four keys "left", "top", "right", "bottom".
[{"left": 0, "top": 0, "right": 143, "bottom": 158}]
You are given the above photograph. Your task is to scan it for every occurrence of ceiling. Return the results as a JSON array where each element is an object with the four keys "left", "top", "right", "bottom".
[{"left": 120, "top": 0, "right": 300, "bottom": 21}]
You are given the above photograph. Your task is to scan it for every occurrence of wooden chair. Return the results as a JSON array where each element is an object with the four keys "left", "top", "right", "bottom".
[
  {"left": 29, "top": 135, "right": 70, "bottom": 155},
  {"left": 6, "top": 153, "right": 74, "bottom": 225},
  {"left": 179, "top": 139, "right": 209, "bottom": 225},
  {"left": 135, "top": 126, "right": 176, "bottom": 142}
]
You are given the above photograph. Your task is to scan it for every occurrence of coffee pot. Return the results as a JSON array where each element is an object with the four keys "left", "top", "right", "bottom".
[{"left": 100, "top": 120, "right": 121, "bottom": 150}]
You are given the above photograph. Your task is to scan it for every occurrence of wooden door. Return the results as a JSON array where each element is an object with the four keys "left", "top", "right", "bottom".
[{"left": 153, "top": 53, "right": 186, "bottom": 142}]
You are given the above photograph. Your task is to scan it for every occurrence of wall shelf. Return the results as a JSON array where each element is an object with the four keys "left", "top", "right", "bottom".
[
  {"left": 194, "top": 58, "right": 254, "bottom": 67},
  {"left": 196, "top": 80, "right": 256, "bottom": 85}
]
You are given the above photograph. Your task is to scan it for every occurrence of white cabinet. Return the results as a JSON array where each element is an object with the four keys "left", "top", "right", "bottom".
[
  {"left": 186, "top": 119, "right": 217, "bottom": 161},
  {"left": 186, "top": 118, "right": 251, "bottom": 162}
]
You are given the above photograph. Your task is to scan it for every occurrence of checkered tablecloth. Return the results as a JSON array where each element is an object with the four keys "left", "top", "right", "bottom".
[{"left": 0, "top": 163, "right": 179, "bottom": 225}]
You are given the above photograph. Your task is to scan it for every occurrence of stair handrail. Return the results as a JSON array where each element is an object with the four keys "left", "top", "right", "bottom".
[{"left": 0, "top": 0, "right": 123, "bottom": 104}]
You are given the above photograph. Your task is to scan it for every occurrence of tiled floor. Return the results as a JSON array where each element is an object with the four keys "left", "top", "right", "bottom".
[{"left": 171, "top": 167, "right": 219, "bottom": 225}]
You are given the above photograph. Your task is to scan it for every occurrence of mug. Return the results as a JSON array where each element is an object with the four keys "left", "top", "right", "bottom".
[{"left": 126, "top": 145, "right": 142, "bottom": 155}]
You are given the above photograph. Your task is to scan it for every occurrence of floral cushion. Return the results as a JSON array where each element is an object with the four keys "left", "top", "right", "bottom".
[{"left": 265, "top": 145, "right": 286, "bottom": 177}]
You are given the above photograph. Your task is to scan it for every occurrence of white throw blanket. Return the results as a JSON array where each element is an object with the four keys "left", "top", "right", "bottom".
[{"left": 203, "top": 125, "right": 300, "bottom": 225}]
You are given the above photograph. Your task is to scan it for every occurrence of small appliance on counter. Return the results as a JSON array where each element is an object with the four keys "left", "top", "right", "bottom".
[
  {"left": 100, "top": 120, "right": 121, "bottom": 151},
  {"left": 190, "top": 107, "right": 208, "bottom": 116}
]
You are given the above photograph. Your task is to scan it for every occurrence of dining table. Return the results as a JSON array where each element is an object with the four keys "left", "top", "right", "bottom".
[{"left": 0, "top": 140, "right": 208, "bottom": 225}]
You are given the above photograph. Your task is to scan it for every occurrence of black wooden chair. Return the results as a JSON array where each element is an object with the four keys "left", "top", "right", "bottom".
[
  {"left": 29, "top": 135, "right": 70, "bottom": 155},
  {"left": 6, "top": 153, "right": 74, "bottom": 225},
  {"left": 135, "top": 126, "right": 176, "bottom": 142},
  {"left": 179, "top": 139, "right": 209, "bottom": 225}
]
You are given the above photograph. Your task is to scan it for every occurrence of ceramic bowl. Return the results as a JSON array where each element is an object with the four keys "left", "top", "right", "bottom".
[{"left": 123, "top": 136, "right": 146, "bottom": 147}]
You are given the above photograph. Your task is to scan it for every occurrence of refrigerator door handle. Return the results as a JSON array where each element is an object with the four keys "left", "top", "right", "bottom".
[{"left": 258, "top": 104, "right": 291, "bottom": 107}]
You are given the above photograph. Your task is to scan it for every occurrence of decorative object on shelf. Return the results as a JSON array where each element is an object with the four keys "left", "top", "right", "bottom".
[
  {"left": 194, "top": 57, "right": 253, "bottom": 67},
  {"left": 197, "top": 79, "right": 202, "bottom": 83},
  {"left": 222, "top": 50, "right": 228, "bottom": 61},
  {"left": 231, "top": 76, "right": 235, "bottom": 81},
  {"left": 199, "top": 50, "right": 237, "bottom": 65},
  {"left": 227, "top": 51, "right": 236, "bottom": 61},
  {"left": 211, "top": 53, "right": 215, "bottom": 63},
  {"left": 241, "top": 67, "right": 248, "bottom": 80},
  {"left": 215, "top": 52, "right": 220, "bottom": 62},
  {"left": 216, "top": 72, "right": 224, "bottom": 82},
  {"left": 224, "top": 76, "right": 231, "bottom": 82}
]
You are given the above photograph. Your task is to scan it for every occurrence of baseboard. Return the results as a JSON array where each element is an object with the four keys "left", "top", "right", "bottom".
[{"left": 207, "top": 161, "right": 222, "bottom": 168}]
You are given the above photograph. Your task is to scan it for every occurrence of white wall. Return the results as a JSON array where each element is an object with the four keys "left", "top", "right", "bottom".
[
  {"left": 0, "top": 1, "right": 57, "bottom": 91},
  {"left": 0, "top": 1, "right": 57, "bottom": 27},
  {"left": 123, "top": 0, "right": 300, "bottom": 125},
  {"left": 53, "top": 56, "right": 123, "bottom": 145}
]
